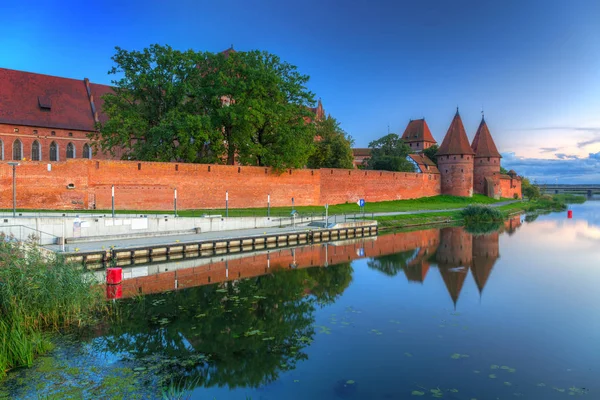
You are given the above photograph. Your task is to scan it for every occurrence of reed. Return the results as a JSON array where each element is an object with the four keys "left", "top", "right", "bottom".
[{"left": 0, "top": 235, "right": 106, "bottom": 377}]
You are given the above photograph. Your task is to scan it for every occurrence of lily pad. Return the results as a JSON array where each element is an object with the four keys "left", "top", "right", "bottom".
[
  {"left": 346, "top": 380, "right": 355, "bottom": 385},
  {"left": 489, "top": 374, "right": 497, "bottom": 379},
  {"left": 411, "top": 391, "right": 425, "bottom": 396},
  {"left": 490, "top": 364, "right": 500, "bottom": 369}
]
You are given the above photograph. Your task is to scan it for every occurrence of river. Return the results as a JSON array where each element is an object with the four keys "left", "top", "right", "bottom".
[{"left": 2, "top": 201, "right": 599, "bottom": 399}]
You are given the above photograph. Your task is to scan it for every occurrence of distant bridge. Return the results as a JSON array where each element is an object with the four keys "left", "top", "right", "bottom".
[{"left": 536, "top": 184, "right": 600, "bottom": 196}]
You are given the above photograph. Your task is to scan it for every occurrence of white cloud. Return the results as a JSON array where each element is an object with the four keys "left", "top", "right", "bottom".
[{"left": 502, "top": 151, "right": 600, "bottom": 184}]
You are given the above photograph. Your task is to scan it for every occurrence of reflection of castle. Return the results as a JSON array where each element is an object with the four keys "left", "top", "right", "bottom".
[{"left": 114, "top": 217, "right": 523, "bottom": 306}]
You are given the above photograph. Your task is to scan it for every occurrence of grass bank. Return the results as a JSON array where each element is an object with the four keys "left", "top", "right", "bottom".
[
  {"left": 373, "top": 195, "right": 583, "bottom": 230},
  {"left": 2, "top": 194, "right": 506, "bottom": 218},
  {"left": 0, "top": 236, "right": 107, "bottom": 378}
]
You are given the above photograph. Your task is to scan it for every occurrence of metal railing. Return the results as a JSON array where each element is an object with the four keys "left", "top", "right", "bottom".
[{"left": 0, "top": 225, "right": 61, "bottom": 245}]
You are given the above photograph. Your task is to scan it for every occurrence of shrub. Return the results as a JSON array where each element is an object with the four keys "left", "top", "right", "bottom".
[
  {"left": 459, "top": 205, "right": 504, "bottom": 224},
  {"left": 0, "top": 235, "right": 106, "bottom": 377}
]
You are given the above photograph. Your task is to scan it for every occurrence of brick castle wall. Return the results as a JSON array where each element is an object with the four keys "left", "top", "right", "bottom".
[
  {"left": 438, "top": 154, "right": 474, "bottom": 197},
  {"left": 0, "top": 159, "right": 441, "bottom": 210},
  {"left": 473, "top": 157, "right": 500, "bottom": 195}
]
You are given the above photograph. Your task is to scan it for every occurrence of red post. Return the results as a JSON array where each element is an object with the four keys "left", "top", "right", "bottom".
[
  {"left": 567, "top": 210, "right": 573, "bottom": 219},
  {"left": 106, "top": 284, "right": 123, "bottom": 300},
  {"left": 106, "top": 267, "right": 123, "bottom": 285}
]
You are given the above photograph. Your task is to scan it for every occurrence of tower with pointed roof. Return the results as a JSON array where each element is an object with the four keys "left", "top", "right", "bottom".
[
  {"left": 400, "top": 118, "right": 437, "bottom": 152},
  {"left": 471, "top": 116, "right": 502, "bottom": 196},
  {"left": 471, "top": 232, "right": 499, "bottom": 296},
  {"left": 437, "top": 109, "right": 475, "bottom": 197}
]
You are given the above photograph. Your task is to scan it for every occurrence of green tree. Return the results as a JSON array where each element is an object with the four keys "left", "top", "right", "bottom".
[
  {"left": 196, "top": 50, "right": 317, "bottom": 169},
  {"left": 366, "top": 133, "right": 414, "bottom": 172},
  {"left": 521, "top": 176, "right": 540, "bottom": 200},
  {"left": 500, "top": 166, "right": 509, "bottom": 174},
  {"left": 92, "top": 44, "right": 221, "bottom": 162},
  {"left": 307, "top": 115, "right": 354, "bottom": 169},
  {"left": 423, "top": 144, "right": 439, "bottom": 166}
]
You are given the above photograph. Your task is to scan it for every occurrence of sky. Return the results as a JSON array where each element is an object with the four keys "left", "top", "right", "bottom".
[{"left": 1, "top": 0, "right": 600, "bottom": 183}]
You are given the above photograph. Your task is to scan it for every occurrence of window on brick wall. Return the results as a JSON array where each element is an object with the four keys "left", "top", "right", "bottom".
[
  {"left": 12, "top": 139, "right": 22, "bottom": 161},
  {"left": 83, "top": 143, "right": 92, "bottom": 159},
  {"left": 66, "top": 143, "right": 75, "bottom": 159},
  {"left": 31, "top": 140, "right": 41, "bottom": 161},
  {"left": 50, "top": 142, "right": 59, "bottom": 161}
]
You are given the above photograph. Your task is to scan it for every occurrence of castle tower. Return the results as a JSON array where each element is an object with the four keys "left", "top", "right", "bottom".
[
  {"left": 471, "top": 116, "right": 502, "bottom": 195},
  {"left": 400, "top": 118, "right": 437, "bottom": 153},
  {"left": 437, "top": 109, "right": 475, "bottom": 197}
]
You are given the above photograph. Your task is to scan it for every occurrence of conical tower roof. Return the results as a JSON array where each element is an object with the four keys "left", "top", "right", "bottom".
[
  {"left": 438, "top": 265, "right": 469, "bottom": 308},
  {"left": 437, "top": 109, "right": 475, "bottom": 156},
  {"left": 471, "top": 117, "right": 501, "bottom": 158},
  {"left": 401, "top": 119, "right": 437, "bottom": 144}
]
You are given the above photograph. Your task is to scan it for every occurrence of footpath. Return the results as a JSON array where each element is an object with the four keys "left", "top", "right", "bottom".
[{"left": 39, "top": 200, "right": 518, "bottom": 254}]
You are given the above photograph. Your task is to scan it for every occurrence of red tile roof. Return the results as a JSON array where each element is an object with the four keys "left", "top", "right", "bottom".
[
  {"left": 0, "top": 68, "right": 110, "bottom": 131},
  {"left": 407, "top": 153, "right": 440, "bottom": 174},
  {"left": 401, "top": 119, "right": 437, "bottom": 143},
  {"left": 437, "top": 110, "right": 475, "bottom": 156},
  {"left": 471, "top": 118, "right": 501, "bottom": 158},
  {"left": 352, "top": 148, "right": 371, "bottom": 157}
]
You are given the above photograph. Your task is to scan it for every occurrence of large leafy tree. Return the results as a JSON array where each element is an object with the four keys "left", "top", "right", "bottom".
[
  {"left": 92, "top": 45, "right": 221, "bottom": 162},
  {"left": 307, "top": 115, "right": 354, "bottom": 169},
  {"left": 196, "top": 50, "right": 317, "bottom": 169},
  {"left": 366, "top": 133, "right": 414, "bottom": 172},
  {"left": 94, "top": 45, "right": 317, "bottom": 168}
]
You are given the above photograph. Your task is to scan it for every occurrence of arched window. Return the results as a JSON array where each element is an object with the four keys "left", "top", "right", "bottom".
[
  {"left": 66, "top": 142, "right": 75, "bottom": 159},
  {"left": 31, "top": 140, "right": 41, "bottom": 161},
  {"left": 50, "top": 142, "right": 59, "bottom": 161},
  {"left": 0, "top": 140, "right": 4, "bottom": 161},
  {"left": 12, "top": 139, "right": 22, "bottom": 161},
  {"left": 83, "top": 143, "right": 92, "bottom": 159}
]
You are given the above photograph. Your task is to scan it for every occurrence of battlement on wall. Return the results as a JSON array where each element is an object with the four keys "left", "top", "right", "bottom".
[{"left": 0, "top": 159, "right": 442, "bottom": 210}]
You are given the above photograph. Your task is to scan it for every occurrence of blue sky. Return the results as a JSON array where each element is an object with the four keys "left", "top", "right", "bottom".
[{"left": 2, "top": 0, "right": 600, "bottom": 182}]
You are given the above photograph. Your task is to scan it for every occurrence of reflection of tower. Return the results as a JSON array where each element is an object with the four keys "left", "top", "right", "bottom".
[
  {"left": 436, "top": 227, "right": 473, "bottom": 308},
  {"left": 471, "top": 232, "right": 500, "bottom": 296},
  {"left": 503, "top": 214, "right": 523, "bottom": 235},
  {"left": 403, "top": 247, "right": 433, "bottom": 283}
]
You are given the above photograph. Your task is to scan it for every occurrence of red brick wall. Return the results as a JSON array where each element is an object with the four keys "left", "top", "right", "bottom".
[
  {"left": 0, "top": 159, "right": 442, "bottom": 210},
  {"left": 0, "top": 123, "right": 119, "bottom": 162},
  {"left": 319, "top": 168, "right": 440, "bottom": 205},
  {"left": 499, "top": 177, "right": 522, "bottom": 199},
  {"left": 438, "top": 154, "right": 474, "bottom": 197},
  {"left": 473, "top": 157, "right": 500, "bottom": 194}
]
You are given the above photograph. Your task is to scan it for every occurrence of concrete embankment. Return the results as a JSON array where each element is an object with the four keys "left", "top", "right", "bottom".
[{"left": 65, "top": 222, "right": 378, "bottom": 268}]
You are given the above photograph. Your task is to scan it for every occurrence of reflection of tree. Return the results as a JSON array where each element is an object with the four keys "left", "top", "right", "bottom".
[
  {"left": 92, "top": 263, "right": 352, "bottom": 390},
  {"left": 367, "top": 250, "right": 418, "bottom": 276}
]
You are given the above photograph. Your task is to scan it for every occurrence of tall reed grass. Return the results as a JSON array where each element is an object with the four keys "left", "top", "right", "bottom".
[{"left": 0, "top": 235, "right": 106, "bottom": 377}]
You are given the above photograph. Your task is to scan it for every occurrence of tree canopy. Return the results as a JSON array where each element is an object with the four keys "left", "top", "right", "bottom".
[
  {"left": 94, "top": 45, "right": 319, "bottom": 169},
  {"left": 306, "top": 115, "right": 354, "bottom": 169},
  {"left": 365, "top": 133, "right": 415, "bottom": 172}
]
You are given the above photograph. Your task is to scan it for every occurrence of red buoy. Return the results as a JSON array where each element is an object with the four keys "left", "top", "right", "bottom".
[
  {"left": 106, "top": 284, "right": 123, "bottom": 300},
  {"left": 567, "top": 210, "right": 573, "bottom": 219},
  {"left": 106, "top": 267, "right": 123, "bottom": 285}
]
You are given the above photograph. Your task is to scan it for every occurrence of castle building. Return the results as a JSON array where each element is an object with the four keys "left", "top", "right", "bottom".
[
  {"left": 0, "top": 68, "right": 119, "bottom": 162},
  {"left": 471, "top": 116, "right": 502, "bottom": 195},
  {"left": 437, "top": 109, "right": 475, "bottom": 197},
  {"left": 400, "top": 118, "right": 437, "bottom": 152}
]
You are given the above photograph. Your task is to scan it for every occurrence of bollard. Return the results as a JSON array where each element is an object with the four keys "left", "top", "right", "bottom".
[
  {"left": 106, "top": 284, "right": 123, "bottom": 300},
  {"left": 567, "top": 210, "right": 573, "bottom": 219},
  {"left": 106, "top": 267, "right": 123, "bottom": 285}
]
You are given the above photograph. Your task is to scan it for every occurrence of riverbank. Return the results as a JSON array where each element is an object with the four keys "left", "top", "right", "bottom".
[
  {"left": 0, "top": 194, "right": 506, "bottom": 218},
  {"left": 0, "top": 238, "right": 107, "bottom": 378},
  {"left": 373, "top": 194, "right": 585, "bottom": 230}
]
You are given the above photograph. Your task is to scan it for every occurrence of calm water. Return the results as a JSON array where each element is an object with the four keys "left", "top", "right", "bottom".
[{"left": 3, "top": 202, "right": 600, "bottom": 399}]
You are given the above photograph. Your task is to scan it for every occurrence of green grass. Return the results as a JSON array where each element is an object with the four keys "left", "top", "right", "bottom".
[
  {"left": 0, "top": 195, "right": 506, "bottom": 218},
  {"left": 552, "top": 194, "right": 587, "bottom": 204},
  {"left": 372, "top": 194, "right": 580, "bottom": 230},
  {"left": 0, "top": 236, "right": 107, "bottom": 378}
]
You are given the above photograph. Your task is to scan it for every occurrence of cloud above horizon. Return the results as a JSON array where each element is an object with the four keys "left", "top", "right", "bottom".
[
  {"left": 517, "top": 126, "right": 600, "bottom": 149},
  {"left": 502, "top": 151, "right": 600, "bottom": 184}
]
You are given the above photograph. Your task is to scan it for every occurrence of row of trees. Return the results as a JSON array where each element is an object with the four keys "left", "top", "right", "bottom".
[{"left": 92, "top": 44, "right": 355, "bottom": 170}]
